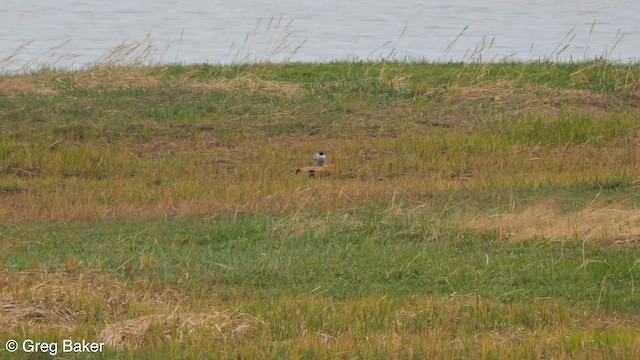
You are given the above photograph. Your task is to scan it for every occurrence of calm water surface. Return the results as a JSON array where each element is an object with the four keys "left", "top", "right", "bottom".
[{"left": 0, "top": 0, "right": 638, "bottom": 71}]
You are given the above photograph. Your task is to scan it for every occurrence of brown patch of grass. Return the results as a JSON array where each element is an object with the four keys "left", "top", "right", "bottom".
[
  {"left": 0, "top": 272, "right": 181, "bottom": 327},
  {"left": 0, "top": 73, "right": 61, "bottom": 96},
  {"left": 0, "top": 67, "right": 303, "bottom": 100},
  {"left": 181, "top": 73, "right": 303, "bottom": 99},
  {"left": 414, "top": 81, "right": 628, "bottom": 123},
  {"left": 71, "top": 67, "right": 163, "bottom": 91},
  {"left": 467, "top": 200, "right": 640, "bottom": 244},
  {"left": 99, "top": 311, "right": 261, "bottom": 351},
  {"left": 0, "top": 299, "right": 77, "bottom": 330},
  {"left": 72, "top": 67, "right": 304, "bottom": 98},
  {"left": 0, "top": 67, "right": 163, "bottom": 96},
  {"left": 0, "top": 271, "right": 264, "bottom": 355}
]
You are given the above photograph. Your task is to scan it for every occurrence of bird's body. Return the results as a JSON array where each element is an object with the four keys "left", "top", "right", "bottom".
[{"left": 313, "top": 152, "right": 326, "bottom": 166}]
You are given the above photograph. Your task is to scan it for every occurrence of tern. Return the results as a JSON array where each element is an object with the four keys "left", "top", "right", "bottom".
[{"left": 313, "top": 152, "right": 326, "bottom": 166}]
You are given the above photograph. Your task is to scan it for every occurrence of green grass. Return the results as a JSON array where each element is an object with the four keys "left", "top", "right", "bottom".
[
  {"left": 1, "top": 61, "right": 640, "bottom": 358},
  {"left": 3, "top": 215, "right": 639, "bottom": 310}
]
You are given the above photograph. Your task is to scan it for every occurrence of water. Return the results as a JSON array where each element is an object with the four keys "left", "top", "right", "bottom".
[{"left": 1, "top": 0, "right": 638, "bottom": 71}]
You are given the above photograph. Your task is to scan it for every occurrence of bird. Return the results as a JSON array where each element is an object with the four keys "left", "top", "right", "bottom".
[{"left": 313, "top": 151, "right": 326, "bottom": 166}]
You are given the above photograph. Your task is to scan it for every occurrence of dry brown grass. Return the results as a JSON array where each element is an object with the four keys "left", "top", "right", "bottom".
[
  {"left": 180, "top": 73, "right": 303, "bottom": 99},
  {"left": 73, "top": 67, "right": 163, "bottom": 90},
  {"left": 99, "top": 311, "right": 261, "bottom": 350},
  {"left": 0, "top": 299, "right": 77, "bottom": 331},
  {"left": 0, "top": 72, "right": 61, "bottom": 96},
  {"left": 0, "top": 68, "right": 303, "bottom": 99},
  {"left": 0, "top": 67, "right": 163, "bottom": 95},
  {"left": 0, "top": 272, "right": 175, "bottom": 324},
  {"left": 414, "top": 80, "right": 629, "bottom": 119},
  {"left": 467, "top": 200, "right": 640, "bottom": 245},
  {"left": 0, "top": 271, "right": 262, "bottom": 349}
]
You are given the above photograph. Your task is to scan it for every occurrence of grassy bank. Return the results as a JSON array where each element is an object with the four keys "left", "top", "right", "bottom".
[{"left": 1, "top": 61, "right": 640, "bottom": 358}]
